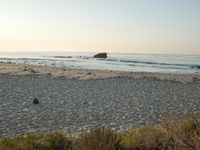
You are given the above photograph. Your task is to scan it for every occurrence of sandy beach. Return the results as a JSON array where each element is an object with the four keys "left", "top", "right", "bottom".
[
  {"left": 0, "top": 62, "right": 199, "bottom": 82},
  {"left": 0, "top": 62, "right": 200, "bottom": 137}
]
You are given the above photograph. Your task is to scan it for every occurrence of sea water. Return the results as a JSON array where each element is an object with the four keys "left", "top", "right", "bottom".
[{"left": 0, "top": 51, "right": 200, "bottom": 74}]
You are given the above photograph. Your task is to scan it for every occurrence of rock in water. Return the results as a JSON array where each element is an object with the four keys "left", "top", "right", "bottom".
[
  {"left": 33, "top": 98, "right": 39, "bottom": 104},
  {"left": 191, "top": 65, "right": 200, "bottom": 69},
  {"left": 94, "top": 53, "right": 107, "bottom": 58}
]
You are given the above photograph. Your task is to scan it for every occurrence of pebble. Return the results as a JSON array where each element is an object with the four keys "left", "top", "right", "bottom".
[{"left": 23, "top": 108, "right": 29, "bottom": 112}]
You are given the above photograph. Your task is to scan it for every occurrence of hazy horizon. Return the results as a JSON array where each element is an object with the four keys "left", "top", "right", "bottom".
[
  {"left": 1, "top": 49, "right": 200, "bottom": 56},
  {"left": 0, "top": 0, "right": 200, "bottom": 55}
]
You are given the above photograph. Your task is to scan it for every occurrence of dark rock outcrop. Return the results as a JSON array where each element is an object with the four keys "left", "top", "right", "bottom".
[
  {"left": 33, "top": 98, "right": 39, "bottom": 104},
  {"left": 191, "top": 65, "right": 200, "bottom": 69},
  {"left": 94, "top": 53, "right": 107, "bottom": 58}
]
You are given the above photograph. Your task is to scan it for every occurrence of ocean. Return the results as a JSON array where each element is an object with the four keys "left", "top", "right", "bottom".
[{"left": 0, "top": 51, "right": 200, "bottom": 74}]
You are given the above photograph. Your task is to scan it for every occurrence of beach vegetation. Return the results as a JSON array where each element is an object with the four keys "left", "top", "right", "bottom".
[
  {"left": 0, "top": 117, "right": 200, "bottom": 150},
  {"left": 77, "top": 128, "right": 121, "bottom": 150},
  {"left": 0, "top": 132, "right": 74, "bottom": 150}
]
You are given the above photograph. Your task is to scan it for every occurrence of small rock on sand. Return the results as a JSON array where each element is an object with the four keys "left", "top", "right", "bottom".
[{"left": 33, "top": 98, "right": 39, "bottom": 104}]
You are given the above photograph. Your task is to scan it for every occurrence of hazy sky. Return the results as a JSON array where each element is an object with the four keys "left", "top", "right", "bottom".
[{"left": 0, "top": 0, "right": 200, "bottom": 54}]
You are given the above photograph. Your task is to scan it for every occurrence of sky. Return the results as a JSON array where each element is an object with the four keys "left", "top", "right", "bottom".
[{"left": 0, "top": 0, "right": 200, "bottom": 54}]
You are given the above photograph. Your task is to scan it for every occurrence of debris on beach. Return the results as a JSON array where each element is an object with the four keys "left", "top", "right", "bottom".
[{"left": 24, "top": 67, "right": 38, "bottom": 74}]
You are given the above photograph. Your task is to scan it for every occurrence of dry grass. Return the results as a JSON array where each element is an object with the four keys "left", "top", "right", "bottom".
[
  {"left": 121, "top": 117, "right": 200, "bottom": 150},
  {"left": 0, "top": 117, "right": 200, "bottom": 150},
  {"left": 160, "top": 117, "right": 200, "bottom": 150},
  {"left": 0, "top": 132, "right": 73, "bottom": 150},
  {"left": 77, "top": 128, "right": 121, "bottom": 150},
  {"left": 121, "top": 126, "right": 182, "bottom": 150}
]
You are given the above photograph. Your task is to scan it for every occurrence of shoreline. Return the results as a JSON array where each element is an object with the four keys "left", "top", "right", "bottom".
[{"left": 0, "top": 62, "right": 200, "bottom": 82}]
